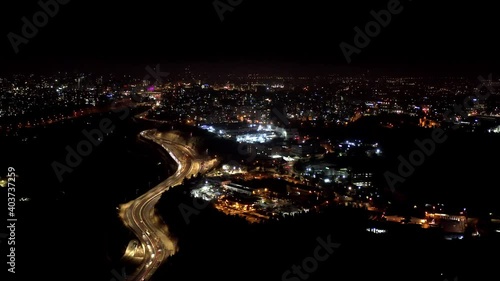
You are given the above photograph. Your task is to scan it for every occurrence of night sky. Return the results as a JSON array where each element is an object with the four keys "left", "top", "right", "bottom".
[{"left": 1, "top": 0, "right": 499, "bottom": 74}]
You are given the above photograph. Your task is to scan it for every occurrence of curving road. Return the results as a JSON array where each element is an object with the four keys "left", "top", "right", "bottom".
[{"left": 119, "top": 129, "right": 204, "bottom": 281}]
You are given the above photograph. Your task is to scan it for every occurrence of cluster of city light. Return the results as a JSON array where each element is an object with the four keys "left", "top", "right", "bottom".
[
  {"left": 366, "top": 227, "right": 387, "bottom": 234},
  {"left": 236, "top": 133, "right": 275, "bottom": 143}
]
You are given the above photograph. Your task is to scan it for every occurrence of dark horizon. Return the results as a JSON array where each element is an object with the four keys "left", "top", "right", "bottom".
[{"left": 2, "top": 59, "right": 499, "bottom": 78}]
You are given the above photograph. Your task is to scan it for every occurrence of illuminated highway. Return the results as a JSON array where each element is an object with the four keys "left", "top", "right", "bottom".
[{"left": 119, "top": 129, "right": 205, "bottom": 281}]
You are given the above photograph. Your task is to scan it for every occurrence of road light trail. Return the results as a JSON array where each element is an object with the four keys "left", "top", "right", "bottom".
[{"left": 119, "top": 129, "right": 205, "bottom": 281}]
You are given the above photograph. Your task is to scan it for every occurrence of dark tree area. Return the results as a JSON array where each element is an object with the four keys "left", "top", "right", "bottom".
[
  {"left": 292, "top": 116, "right": 500, "bottom": 215},
  {"left": 154, "top": 183, "right": 500, "bottom": 281},
  {"left": 0, "top": 109, "right": 169, "bottom": 281}
]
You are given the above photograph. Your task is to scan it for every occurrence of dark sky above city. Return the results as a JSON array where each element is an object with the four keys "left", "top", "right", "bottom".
[{"left": 1, "top": 0, "right": 499, "bottom": 75}]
